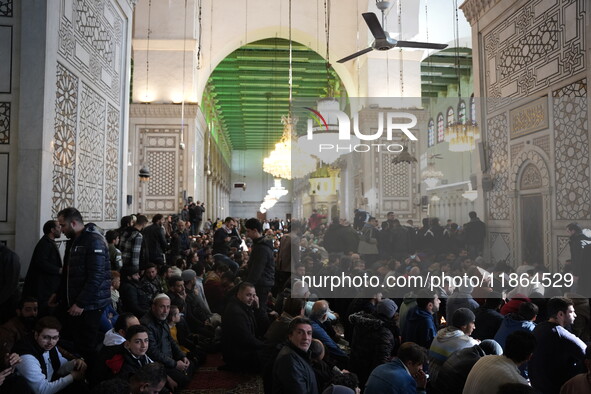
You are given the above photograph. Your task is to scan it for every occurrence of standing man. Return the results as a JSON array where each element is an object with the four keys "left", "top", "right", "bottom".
[
  {"left": 192, "top": 201, "right": 205, "bottom": 235},
  {"left": 245, "top": 218, "right": 275, "bottom": 316},
  {"left": 213, "top": 217, "right": 235, "bottom": 256},
  {"left": 23, "top": 220, "right": 63, "bottom": 316},
  {"left": 529, "top": 296, "right": 587, "bottom": 394},
  {"left": 272, "top": 317, "right": 318, "bottom": 394},
  {"left": 120, "top": 214, "right": 148, "bottom": 269},
  {"left": 463, "top": 211, "right": 486, "bottom": 259},
  {"left": 142, "top": 214, "right": 168, "bottom": 266},
  {"left": 0, "top": 243, "right": 20, "bottom": 324},
  {"left": 50, "top": 207, "right": 111, "bottom": 365},
  {"left": 566, "top": 223, "right": 591, "bottom": 287}
]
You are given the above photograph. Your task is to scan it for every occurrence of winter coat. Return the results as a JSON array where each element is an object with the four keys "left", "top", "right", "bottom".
[
  {"left": 58, "top": 223, "right": 111, "bottom": 310},
  {"left": 365, "top": 358, "right": 425, "bottom": 394},
  {"left": 246, "top": 236, "right": 275, "bottom": 287},
  {"left": 472, "top": 306, "right": 504, "bottom": 340},
  {"left": 529, "top": 321, "right": 587, "bottom": 394},
  {"left": 402, "top": 306, "right": 437, "bottom": 348},
  {"left": 358, "top": 224, "right": 379, "bottom": 255},
  {"left": 349, "top": 312, "right": 399, "bottom": 386},
  {"left": 322, "top": 224, "right": 359, "bottom": 254},
  {"left": 272, "top": 342, "right": 319, "bottom": 394},
  {"left": 434, "top": 344, "right": 486, "bottom": 394},
  {"left": 23, "top": 235, "right": 62, "bottom": 306},
  {"left": 428, "top": 326, "right": 478, "bottom": 382},
  {"left": 493, "top": 313, "right": 536, "bottom": 349},
  {"left": 221, "top": 297, "right": 265, "bottom": 366},
  {"left": 142, "top": 223, "right": 167, "bottom": 264},
  {"left": 119, "top": 278, "right": 151, "bottom": 318},
  {"left": 140, "top": 311, "right": 186, "bottom": 369}
]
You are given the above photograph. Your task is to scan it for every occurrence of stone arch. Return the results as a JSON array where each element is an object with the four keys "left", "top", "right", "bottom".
[{"left": 508, "top": 147, "right": 551, "bottom": 192}]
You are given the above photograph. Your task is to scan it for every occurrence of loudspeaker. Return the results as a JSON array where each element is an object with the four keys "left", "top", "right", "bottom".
[
  {"left": 126, "top": 195, "right": 132, "bottom": 205},
  {"left": 482, "top": 174, "right": 494, "bottom": 191},
  {"left": 478, "top": 142, "right": 487, "bottom": 172}
]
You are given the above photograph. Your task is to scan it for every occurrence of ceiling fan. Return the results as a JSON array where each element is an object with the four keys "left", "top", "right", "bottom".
[{"left": 337, "top": 10, "right": 448, "bottom": 63}]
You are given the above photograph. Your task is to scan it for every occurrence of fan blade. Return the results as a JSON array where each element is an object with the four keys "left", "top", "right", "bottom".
[
  {"left": 337, "top": 47, "right": 374, "bottom": 63},
  {"left": 396, "top": 40, "right": 448, "bottom": 50},
  {"left": 362, "top": 13, "right": 386, "bottom": 40}
]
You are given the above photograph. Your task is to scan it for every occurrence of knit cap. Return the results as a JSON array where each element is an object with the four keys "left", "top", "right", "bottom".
[
  {"left": 181, "top": 269, "right": 197, "bottom": 282},
  {"left": 452, "top": 307, "right": 476, "bottom": 328},
  {"left": 376, "top": 299, "right": 398, "bottom": 319}
]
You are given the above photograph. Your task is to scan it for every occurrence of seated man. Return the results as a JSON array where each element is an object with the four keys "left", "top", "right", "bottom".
[
  {"left": 221, "top": 282, "right": 266, "bottom": 371},
  {"left": 435, "top": 339, "right": 503, "bottom": 394},
  {"left": 472, "top": 292, "right": 504, "bottom": 340},
  {"left": 309, "top": 300, "right": 349, "bottom": 369},
  {"left": 0, "top": 297, "right": 38, "bottom": 351},
  {"left": 140, "top": 294, "right": 194, "bottom": 390},
  {"left": 129, "top": 362, "right": 167, "bottom": 394},
  {"left": 272, "top": 317, "right": 319, "bottom": 394},
  {"left": 561, "top": 346, "right": 591, "bottom": 394},
  {"left": 365, "top": 342, "right": 428, "bottom": 394},
  {"left": 402, "top": 290, "right": 440, "bottom": 348},
  {"left": 529, "top": 297, "right": 587, "bottom": 394},
  {"left": 14, "top": 316, "right": 87, "bottom": 393},
  {"left": 494, "top": 301, "right": 537, "bottom": 349},
  {"left": 429, "top": 308, "right": 479, "bottom": 382},
  {"left": 463, "top": 331, "right": 536, "bottom": 394},
  {"left": 119, "top": 265, "right": 151, "bottom": 318}
]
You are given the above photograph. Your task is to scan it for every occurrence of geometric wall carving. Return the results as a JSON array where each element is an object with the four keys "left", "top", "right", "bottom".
[
  {"left": 52, "top": 63, "right": 79, "bottom": 216},
  {"left": 0, "top": 1, "right": 12, "bottom": 17},
  {"left": 138, "top": 128, "right": 183, "bottom": 214},
  {"left": 557, "top": 235, "right": 571, "bottom": 270},
  {"left": 532, "top": 135, "right": 550, "bottom": 157},
  {"left": 0, "top": 102, "right": 9, "bottom": 144},
  {"left": 552, "top": 79, "right": 590, "bottom": 219},
  {"left": 509, "top": 149, "right": 550, "bottom": 191},
  {"left": 484, "top": 0, "right": 586, "bottom": 112},
  {"left": 104, "top": 104, "right": 120, "bottom": 221},
  {"left": 382, "top": 154, "right": 410, "bottom": 198},
  {"left": 0, "top": 153, "right": 7, "bottom": 222},
  {"left": 486, "top": 113, "right": 510, "bottom": 220},
  {"left": 77, "top": 82, "right": 106, "bottom": 221},
  {"left": 490, "top": 232, "right": 512, "bottom": 264},
  {"left": 520, "top": 163, "right": 543, "bottom": 190},
  {"left": 510, "top": 142, "right": 525, "bottom": 162},
  {"left": 58, "top": 0, "right": 125, "bottom": 104}
]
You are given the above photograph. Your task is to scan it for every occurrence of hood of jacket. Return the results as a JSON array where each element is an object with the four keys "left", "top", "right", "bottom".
[
  {"left": 253, "top": 236, "right": 274, "bottom": 250},
  {"left": 103, "top": 328, "right": 126, "bottom": 346},
  {"left": 435, "top": 326, "right": 468, "bottom": 342},
  {"left": 406, "top": 306, "right": 433, "bottom": 322},
  {"left": 85, "top": 222, "right": 105, "bottom": 237},
  {"left": 349, "top": 311, "right": 385, "bottom": 330},
  {"left": 503, "top": 313, "right": 536, "bottom": 330}
]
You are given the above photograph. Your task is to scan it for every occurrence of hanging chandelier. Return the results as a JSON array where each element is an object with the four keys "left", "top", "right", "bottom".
[
  {"left": 392, "top": 145, "right": 417, "bottom": 164},
  {"left": 421, "top": 158, "right": 444, "bottom": 188},
  {"left": 462, "top": 183, "right": 478, "bottom": 202},
  {"left": 263, "top": 0, "right": 316, "bottom": 179},
  {"left": 263, "top": 116, "right": 317, "bottom": 179},
  {"left": 267, "top": 178, "right": 288, "bottom": 199}
]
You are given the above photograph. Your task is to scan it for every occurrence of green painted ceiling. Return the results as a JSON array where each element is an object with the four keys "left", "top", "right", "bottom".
[
  {"left": 421, "top": 47, "right": 473, "bottom": 97},
  {"left": 206, "top": 38, "right": 339, "bottom": 151},
  {"left": 206, "top": 41, "right": 471, "bottom": 151}
]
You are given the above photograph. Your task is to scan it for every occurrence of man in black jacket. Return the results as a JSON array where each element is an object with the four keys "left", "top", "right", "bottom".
[
  {"left": 245, "top": 218, "right": 275, "bottom": 317},
  {"left": 140, "top": 293, "right": 194, "bottom": 389},
  {"left": 142, "top": 215, "right": 168, "bottom": 266},
  {"left": 272, "top": 317, "right": 318, "bottom": 394},
  {"left": 50, "top": 207, "right": 111, "bottom": 367},
  {"left": 23, "top": 220, "right": 62, "bottom": 316},
  {"left": 221, "top": 282, "right": 266, "bottom": 371},
  {"left": 463, "top": 211, "right": 486, "bottom": 259}
]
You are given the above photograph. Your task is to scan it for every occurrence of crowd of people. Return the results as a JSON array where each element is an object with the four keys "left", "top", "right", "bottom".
[{"left": 0, "top": 204, "right": 589, "bottom": 394}]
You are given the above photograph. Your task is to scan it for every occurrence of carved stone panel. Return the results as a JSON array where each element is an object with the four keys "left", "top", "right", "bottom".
[
  {"left": 553, "top": 79, "right": 590, "bottom": 219},
  {"left": 77, "top": 83, "right": 106, "bottom": 221},
  {"left": 520, "top": 164, "right": 543, "bottom": 190},
  {"left": 486, "top": 113, "right": 510, "bottom": 220},
  {"left": 52, "top": 63, "right": 78, "bottom": 216},
  {"left": 104, "top": 104, "right": 120, "bottom": 221},
  {"left": 484, "top": 0, "right": 586, "bottom": 112},
  {"left": 0, "top": 0, "right": 12, "bottom": 17},
  {"left": 0, "top": 102, "right": 9, "bottom": 144}
]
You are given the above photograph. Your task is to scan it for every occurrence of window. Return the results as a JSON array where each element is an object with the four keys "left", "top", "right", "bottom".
[
  {"left": 458, "top": 100, "right": 466, "bottom": 125},
  {"left": 428, "top": 119, "right": 435, "bottom": 147},
  {"left": 437, "top": 113, "right": 444, "bottom": 143}
]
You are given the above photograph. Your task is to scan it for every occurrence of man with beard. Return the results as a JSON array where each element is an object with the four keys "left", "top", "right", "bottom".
[
  {"left": 0, "top": 297, "right": 38, "bottom": 351},
  {"left": 23, "top": 220, "right": 62, "bottom": 316}
]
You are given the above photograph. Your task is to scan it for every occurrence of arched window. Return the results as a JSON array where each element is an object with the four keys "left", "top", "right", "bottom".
[
  {"left": 446, "top": 107, "right": 455, "bottom": 127},
  {"left": 428, "top": 119, "right": 435, "bottom": 147},
  {"left": 437, "top": 113, "right": 444, "bottom": 143},
  {"left": 458, "top": 100, "right": 466, "bottom": 125}
]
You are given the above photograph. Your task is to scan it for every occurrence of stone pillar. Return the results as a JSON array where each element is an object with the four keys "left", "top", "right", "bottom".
[{"left": 14, "top": 0, "right": 135, "bottom": 274}]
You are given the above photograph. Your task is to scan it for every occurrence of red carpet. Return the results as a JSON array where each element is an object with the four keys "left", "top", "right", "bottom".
[{"left": 181, "top": 353, "right": 263, "bottom": 394}]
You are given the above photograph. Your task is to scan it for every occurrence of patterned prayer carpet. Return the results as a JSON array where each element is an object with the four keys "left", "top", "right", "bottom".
[{"left": 181, "top": 353, "right": 264, "bottom": 394}]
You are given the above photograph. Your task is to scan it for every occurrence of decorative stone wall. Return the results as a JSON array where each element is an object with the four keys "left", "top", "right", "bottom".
[
  {"left": 486, "top": 113, "right": 510, "bottom": 221},
  {"left": 51, "top": 0, "right": 130, "bottom": 222}
]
